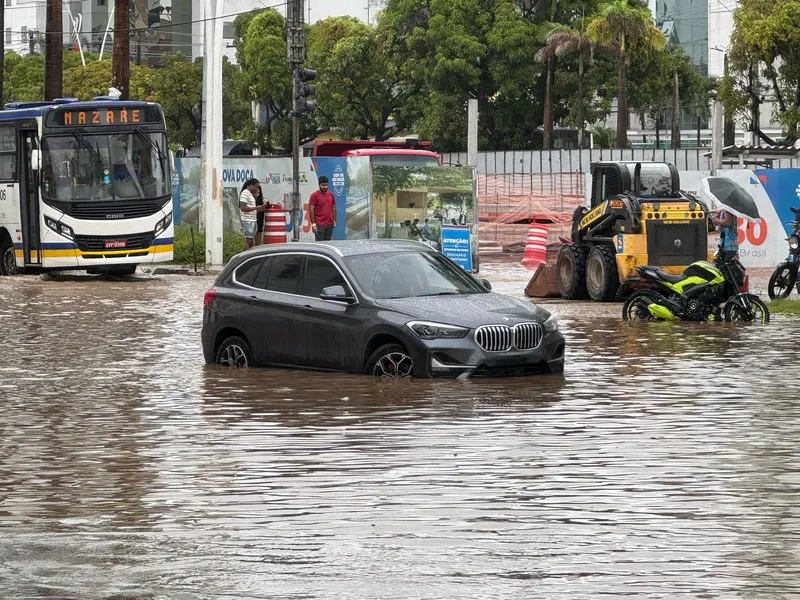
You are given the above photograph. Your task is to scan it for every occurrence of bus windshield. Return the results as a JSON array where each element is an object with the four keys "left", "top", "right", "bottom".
[{"left": 41, "top": 130, "right": 169, "bottom": 202}]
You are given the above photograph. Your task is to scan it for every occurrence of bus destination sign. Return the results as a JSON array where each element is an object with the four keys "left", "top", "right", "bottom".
[{"left": 46, "top": 106, "right": 162, "bottom": 128}]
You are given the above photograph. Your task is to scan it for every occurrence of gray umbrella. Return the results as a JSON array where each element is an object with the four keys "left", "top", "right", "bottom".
[{"left": 701, "top": 176, "right": 761, "bottom": 223}]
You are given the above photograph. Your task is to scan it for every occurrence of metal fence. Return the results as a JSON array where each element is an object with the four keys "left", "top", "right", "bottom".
[{"left": 443, "top": 148, "right": 800, "bottom": 180}]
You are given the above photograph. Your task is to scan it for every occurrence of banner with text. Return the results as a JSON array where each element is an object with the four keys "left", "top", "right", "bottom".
[{"left": 174, "top": 156, "right": 371, "bottom": 241}]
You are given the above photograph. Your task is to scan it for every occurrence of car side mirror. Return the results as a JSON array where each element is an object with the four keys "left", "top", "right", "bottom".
[
  {"left": 30, "top": 149, "right": 41, "bottom": 171},
  {"left": 480, "top": 278, "right": 492, "bottom": 291},
  {"left": 320, "top": 285, "right": 356, "bottom": 303}
]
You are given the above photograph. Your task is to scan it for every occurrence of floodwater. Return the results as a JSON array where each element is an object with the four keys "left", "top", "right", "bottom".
[{"left": 1, "top": 266, "right": 800, "bottom": 600}]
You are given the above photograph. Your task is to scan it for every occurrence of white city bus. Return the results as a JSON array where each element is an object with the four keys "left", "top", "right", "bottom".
[{"left": 0, "top": 98, "right": 173, "bottom": 276}]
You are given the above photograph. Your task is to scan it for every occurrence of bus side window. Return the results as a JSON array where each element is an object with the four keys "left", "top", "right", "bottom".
[{"left": 0, "top": 125, "right": 16, "bottom": 181}]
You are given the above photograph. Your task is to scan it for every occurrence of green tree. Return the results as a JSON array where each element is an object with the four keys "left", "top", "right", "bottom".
[
  {"left": 722, "top": 0, "right": 800, "bottom": 144},
  {"left": 536, "top": 19, "right": 594, "bottom": 148},
  {"left": 222, "top": 58, "right": 252, "bottom": 140},
  {"left": 626, "top": 44, "right": 713, "bottom": 145},
  {"left": 381, "top": 0, "right": 541, "bottom": 151},
  {"left": 588, "top": 0, "right": 665, "bottom": 148},
  {"left": 307, "top": 16, "right": 422, "bottom": 140},
  {"left": 235, "top": 7, "right": 294, "bottom": 151}
]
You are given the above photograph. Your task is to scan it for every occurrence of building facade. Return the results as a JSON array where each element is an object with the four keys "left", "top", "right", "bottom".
[{"left": 1, "top": 0, "right": 265, "bottom": 65}]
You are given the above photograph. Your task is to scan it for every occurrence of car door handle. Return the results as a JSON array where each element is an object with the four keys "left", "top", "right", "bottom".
[{"left": 301, "top": 304, "right": 313, "bottom": 312}]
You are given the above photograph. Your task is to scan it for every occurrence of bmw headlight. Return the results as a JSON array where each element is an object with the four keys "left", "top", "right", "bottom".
[
  {"left": 407, "top": 321, "right": 469, "bottom": 340},
  {"left": 790, "top": 236, "right": 800, "bottom": 251},
  {"left": 543, "top": 314, "right": 559, "bottom": 332},
  {"left": 154, "top": 212, "right": 173, "bottom": 237}
]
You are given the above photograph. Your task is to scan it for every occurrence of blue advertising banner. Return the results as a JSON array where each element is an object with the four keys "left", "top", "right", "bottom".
[
  {"left": 171, "top": 159, "right": 181, "bottom": 225},
  {"left": 440, "top": 225, "right": 472, "bottom": 271},
  {"left": 310, "top": 157, "right": 347, "bottom": 240}
]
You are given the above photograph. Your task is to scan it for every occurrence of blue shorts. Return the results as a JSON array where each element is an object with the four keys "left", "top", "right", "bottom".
[{"left": 242, "top": 220, "right": 257, "bottom": 239}]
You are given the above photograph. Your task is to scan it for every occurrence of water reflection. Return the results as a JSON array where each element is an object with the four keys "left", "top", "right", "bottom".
[{"left": 0, "top": 274, "right": 799, "bottom": 599}]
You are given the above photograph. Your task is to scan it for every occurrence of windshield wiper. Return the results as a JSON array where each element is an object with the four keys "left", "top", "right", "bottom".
[
  {"left": 135, "top": 127, "right": 166, "bottom": 161},
  {"left": 417, "top": 291, "right": 464, "bottom": 297},
  {"left": 72, "top": 132, "right": 102, "bottom": 164}
]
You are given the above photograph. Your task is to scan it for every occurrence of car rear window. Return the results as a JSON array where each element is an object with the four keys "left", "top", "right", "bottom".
[
  {"left": 234, "top": 258, "right": 264, "bottom": 287},
  {"left": 302, "top": 256, "right": 349, "bottom": 298}
]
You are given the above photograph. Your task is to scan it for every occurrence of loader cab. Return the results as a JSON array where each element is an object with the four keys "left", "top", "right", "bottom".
[
  {"left": 590, "top": 162, "right": 632, "bottom": 208},
  {"left": 590, "top": 161, "right": 681, "bottom": 206}
]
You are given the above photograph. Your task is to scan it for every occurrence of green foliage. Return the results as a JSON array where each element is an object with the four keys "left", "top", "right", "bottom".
[
  {"left": 307, "top": 17, "right": 420, "bottom": 141},
  {"left": 627, "top": 44, "right": 713, "bottom": 116},
  {"left": 222, "top": 58, "right": 252, "bottom": 139},
  {"left": 592, "top": 125, "right": 616, "bottom": 148},
  {"left": 5, "top": 52, "right": 44, "bottom": 102},
  {"left": 767, "top": 298, "right": 800, "bottom": 315},
  {"left": 381, "top": 0, "right": 542, "bottom": 151},
  {"left": 172, "top": 225, "right": 245, "bottom": 265},
  {"left": 722, "top": 0, "right": 800, "bottom": 143},
  {"left": 150, "top": 54, "right": 201, "bottom": 149}
]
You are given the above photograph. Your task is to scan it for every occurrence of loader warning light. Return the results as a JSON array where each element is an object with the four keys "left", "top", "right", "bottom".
[{"left": 610, "top": 200, "right": 624, "bottom": 208}]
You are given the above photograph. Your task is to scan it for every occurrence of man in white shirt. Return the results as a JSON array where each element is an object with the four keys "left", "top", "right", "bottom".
[{"left": 239, "top": 178, "right": 264, "bottom": 249}]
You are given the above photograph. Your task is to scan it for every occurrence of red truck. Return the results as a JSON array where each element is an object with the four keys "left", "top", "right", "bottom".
[{"left": 307, "top": 139, "right": 442, "bottom": 167}]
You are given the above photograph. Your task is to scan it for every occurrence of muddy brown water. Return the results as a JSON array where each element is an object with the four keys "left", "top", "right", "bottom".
[{"left": 1, "top": 262, "right": 799, "bottom": 599}]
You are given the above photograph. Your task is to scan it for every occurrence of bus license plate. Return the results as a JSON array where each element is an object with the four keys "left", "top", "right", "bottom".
[{"left": 105, "top": 240, "right": 126, "bottom": 249}]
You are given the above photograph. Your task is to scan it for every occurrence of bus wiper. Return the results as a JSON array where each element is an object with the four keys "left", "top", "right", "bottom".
[
  {"left": 135, "top": 127, "right": 166, "bottom": 161},
  {"left": 72, "top": 132, "right": 101, "bottom": 164}
]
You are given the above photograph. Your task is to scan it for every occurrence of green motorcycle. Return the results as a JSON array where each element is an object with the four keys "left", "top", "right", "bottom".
[{"left": 622, "top": 236, "right": 769, "bottom": 323}]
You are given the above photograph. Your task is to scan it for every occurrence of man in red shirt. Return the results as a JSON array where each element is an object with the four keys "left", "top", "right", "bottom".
[{"left": 309, "top": 175, "right": 336, "bottom": 241}]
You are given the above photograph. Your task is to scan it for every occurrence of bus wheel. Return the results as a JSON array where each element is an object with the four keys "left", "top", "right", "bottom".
[{"left": 0, "top": 236, "right": 17, "bottom": 276}]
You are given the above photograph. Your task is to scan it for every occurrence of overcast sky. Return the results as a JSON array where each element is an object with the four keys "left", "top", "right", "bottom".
[{"left": 304, "top": 0, "right": 378, "bottom": 25}]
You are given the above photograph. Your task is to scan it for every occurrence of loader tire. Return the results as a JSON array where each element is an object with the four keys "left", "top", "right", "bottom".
[
  {"left": 557, "top": 242, "right": 589, "bottom": 300},
  {"left": 586, "top": 245, "right": 620, "bottom": 301}
]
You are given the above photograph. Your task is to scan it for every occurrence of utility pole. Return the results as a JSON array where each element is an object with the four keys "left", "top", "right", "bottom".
[
  {"left": 112, "top": 0, "right": 130, "bottom": 99},
  {"left": 200, "top": 0, "right": 224, "bottom": 265},
  {"left": 671, "top": 71, "right": 681, "bottom": 148},
  {"left": 287, "top": 0, "right": 316, "bottom": 241},
  {"left": 44, "top": 0, "right": 63, "bottom": 100}
]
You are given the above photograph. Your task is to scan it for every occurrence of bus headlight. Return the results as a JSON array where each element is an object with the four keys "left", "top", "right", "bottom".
[
  {"left": 45, "top": 216, "right": 74, "bottom": 240},
  {"left": 154, "top": 213, "right": 173, "bottom": 237}
]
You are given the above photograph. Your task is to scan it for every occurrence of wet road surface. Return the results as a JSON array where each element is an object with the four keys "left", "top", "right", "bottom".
[{"left": 1, "top": 263, "right": 799, "bottom": 599}]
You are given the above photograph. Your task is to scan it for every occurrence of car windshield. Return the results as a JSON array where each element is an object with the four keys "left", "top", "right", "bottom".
[
  {"left": 41, "top": 131, "right": 169, "bottom": 202},
  {"left": 344, "top": 251, "right": 484, "bottom": 299}
]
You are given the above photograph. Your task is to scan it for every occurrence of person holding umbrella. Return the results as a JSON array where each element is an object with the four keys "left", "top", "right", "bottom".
[
  {"left": 702, "top": 176, "right": 762, "bottom": 260},
  {"left": 710, "top": 208, "right": 739, "bottom": 260}
]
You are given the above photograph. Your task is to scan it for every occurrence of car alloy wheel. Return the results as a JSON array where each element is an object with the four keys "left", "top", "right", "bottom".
[
  {"left": 215, "top": 336, "right": 253, "bottom": 369},
  {"left": 373, "top": 352, "right": 414, "bottom": 378}
]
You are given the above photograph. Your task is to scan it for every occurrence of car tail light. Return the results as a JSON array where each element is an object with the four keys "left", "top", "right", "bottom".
[{"left": 203, "top": 289, "right": 216, "bottom": 306}]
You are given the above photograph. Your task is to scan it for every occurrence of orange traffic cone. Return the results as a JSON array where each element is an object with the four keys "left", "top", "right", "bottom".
[{"left": 520, "top": 223, "right": 548, "bottom": 270}]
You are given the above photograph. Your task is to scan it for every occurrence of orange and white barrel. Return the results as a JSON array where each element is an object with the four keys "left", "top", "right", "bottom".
[
  {"left": 264, "top": 204, "right": 287, "bottom": 244},
  {"left": 520, "top": 222, "right": 548, "bottom": 270}
]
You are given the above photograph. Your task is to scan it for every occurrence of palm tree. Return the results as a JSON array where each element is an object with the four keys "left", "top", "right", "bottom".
[
  {"left": 44, "top": 0, "right": 63, "bottom": 100},
  {"left": 538, "top": 19, "right": 593, "bottom": 149},
  {"left": 534, "top": 23, "right": 558, "bottom": 150},
  {"left": 533, "top": 0, "right": 559, "bottom": 150},
  {"left": 588, "top": 0, "right": 665, "bottom": 148}
]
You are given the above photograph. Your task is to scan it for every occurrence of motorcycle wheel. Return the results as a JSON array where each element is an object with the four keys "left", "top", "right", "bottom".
[
  {"left": 767, "top": 262, "right": 797, "bottom": 299},
  {"left": 622, "top": 292, "right": 658, "bottom": 321},
  {"left": 724, "top": 295, "right": 770, "bottom": 324}
]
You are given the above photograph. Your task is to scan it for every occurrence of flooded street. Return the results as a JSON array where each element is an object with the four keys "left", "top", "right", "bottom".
[{"left": 1, "top": 262, "right": 800, "bottom": 599}]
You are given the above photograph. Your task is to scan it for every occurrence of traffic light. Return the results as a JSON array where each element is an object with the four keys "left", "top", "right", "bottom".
[{"left": 294, "top": 68, "right": 317, "bottom": 114}]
